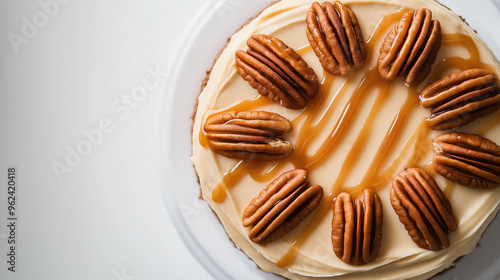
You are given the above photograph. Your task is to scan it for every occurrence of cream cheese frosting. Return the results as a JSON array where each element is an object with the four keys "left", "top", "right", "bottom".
[{"left": 191, "top": 0, "right": 500, "bottom": 279}]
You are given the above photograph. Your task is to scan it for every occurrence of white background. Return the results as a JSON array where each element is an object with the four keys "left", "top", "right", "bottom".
[
  {"left": 0, "top": 0, "right": 213, "bottom": 279},
  {"left": 0, "top": 1, "right": 499, "bottom": 280}
]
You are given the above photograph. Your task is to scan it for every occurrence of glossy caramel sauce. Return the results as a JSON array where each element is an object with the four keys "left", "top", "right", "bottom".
[
  {"left": 422, "top": 161, "right": 436, "bottom": 177},
  {"left": 429, "top": 33, "right": 497, "bottom": 82},
  {"left": 212, "top": 160, "right": 244, "bottom": 203},
  {"left": 444, "top": 180, "right": 455, "bottom": 201},
  {"left": 262, "top": 5, "right": 298, "bottom": 21},
  {"left": 296, "top": 44, "right": 313, "bottom": 57},
  {"left": 199, "top": 5, "right": 493, "bottom": 268}
]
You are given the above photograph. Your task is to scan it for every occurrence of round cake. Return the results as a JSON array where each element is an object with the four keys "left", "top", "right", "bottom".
[{"left": 191, "top": 0, "right": 500, "bottom": 279}]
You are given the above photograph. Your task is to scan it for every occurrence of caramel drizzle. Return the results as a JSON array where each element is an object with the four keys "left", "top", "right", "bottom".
[
  {"left": 330, "top": 69, "right": 393, "bottom": 194},
  {"left": 429, "top": 33, "right": 496, "bottom": 82},
  {"left": 261, "top": 6, "right": 298, "bottom": 22},
  {"left": 403, "top": 121, "right": 433, "bottom": 170},
  {"left": 347, "top": 90, "right": 419, "bottom": 191},
  {"left": 212, "top": 160, "right": 244, "bottom": 203},
  {"left": 201, "top": 7, "right": 411, "bottom": 173},
  {"left": 296, "top": 44, "right": 313, "bottom": 57},
  {"left": 212, "top": 157, "right": 285, "bottom": 203},
  {"left": 443, "top": 180, "right": 455, "bottom": 201},
  {"left": 477, "top": 109, "right": 500, "bottom": 137},
  {"left": 276, "top": 9, "right": 417, "bottom": 266},
  {"left": 197, "top": 5, "right": 496, "bottom": 268},
  {"left": 422, "top": 161, "right": 435, "bottom": 177},
  {"left": 285, "top": 6, "right": 413, "bottom": 171},
  {"left": 277, "top": 89, "right": 424, "bottom": 267},
  {"left": 292, "top": 70, "right": 370, "bottom": 170},
  {"left": 351, "top": 119, "right": 431, "bottom": 196},
  {"left": 276, "top": 67, "right": 393, "bottom": 267}
]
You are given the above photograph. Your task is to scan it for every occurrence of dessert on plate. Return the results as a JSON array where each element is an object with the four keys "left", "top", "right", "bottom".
[{"left": 191, "top": 0, "right": 500, "bottom": 279}]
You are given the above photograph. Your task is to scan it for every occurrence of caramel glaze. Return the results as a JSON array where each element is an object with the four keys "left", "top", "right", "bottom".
[
  {"left": 422, "top": 161, "right": 436, "bottom": 177},
  {"left": 212, "top": 155, "right": 284, "bottom": 203},
  {"left": 331, "top": 69, "right": 392, "bottom": 195},
  {"left": 296, "top": 44, "right": 313, "bottom": 57},
  {"left": 197, "top": 5, "right": 499, "bottom": 267},
  {"left": 444, "top": 180, "right": 455, "bottom": 201},
  {"left": 344, "top": 90, "right": 418, "bottom": 194},
  {"left": 429, "top": 33, "right": 497, "bottom": 83},
  {"left": 262, "top": 5, "right": 297, "bottom": 21}
]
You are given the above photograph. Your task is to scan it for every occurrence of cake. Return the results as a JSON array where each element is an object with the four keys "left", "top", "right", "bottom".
[{"left": 191, "top": 0, "right": 500, "bottom": 279}]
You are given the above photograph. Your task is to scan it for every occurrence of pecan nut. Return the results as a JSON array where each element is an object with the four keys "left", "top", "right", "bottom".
[
  {"left": 331, "top": 189, "right": 383, "bottom": 265},
  {"left": 433, "top": 132, "right": 500, "bottom": 189},
  {"left": 391, "top": 168, "right": 457, "bottom": 251},
  {"left": 204, "top": 111, "right": 293, "bottom": 160},
  {"left": 235, "top": 34, "right": 319, "bottom": 109},
  {"left": 378, "top": 8, "right": 441, "bottom": 87},
  {"left": 420, "top": 69, "right": 500, "bottom": 130},
  {"left": 242, "top": 169, "right": 323, "bottom": 243},
  {"left": 306, "top": 1, "right": 366, "bottom": 76}
]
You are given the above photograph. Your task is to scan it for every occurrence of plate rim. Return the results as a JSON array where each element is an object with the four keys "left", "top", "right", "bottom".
[{"left": 158, "top": 0, "right": 234, "bottom": 279}]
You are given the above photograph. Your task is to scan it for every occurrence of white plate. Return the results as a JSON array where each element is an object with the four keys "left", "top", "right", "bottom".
[{"left": 159, "top": 0, "right": 500, "bottom": 279}]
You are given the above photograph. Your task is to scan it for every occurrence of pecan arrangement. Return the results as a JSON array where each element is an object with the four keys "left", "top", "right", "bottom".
[
  {"left": 306, "top": 1, "right": 366, "bottom": 76},
  {"left": 391, "top": 168, "right": 457, "bottom": 251},
  {"left": 420, "top": 69, "right": 500, "bottom": 130},
  {"left": 198, "top": 0, "right": 500, "bottom": 271},
  {"left": 204, "top": 110, "right": 293, "bottom": 160},
  {"left": 331, "top": 189, "right": 383, "bottom": 265},
  {"left": 433, "top": 132, "right": 500, "bottom": 189},
  {"left": 235, "top": 34, "right": 319, "bottom": 109},
  {"left": 378, "top": 8, "right": 441, "bottom": 87},
  {"left": 242, "top": 169, "right": 323, "bottom": 243}
]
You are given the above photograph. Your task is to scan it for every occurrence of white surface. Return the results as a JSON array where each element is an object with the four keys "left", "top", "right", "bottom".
[
  {"left": 0, "top": 0, "right": 212, "bottom": 279},
  {"left": 0, "top": 1, "right": 499, "bottom": 280}
]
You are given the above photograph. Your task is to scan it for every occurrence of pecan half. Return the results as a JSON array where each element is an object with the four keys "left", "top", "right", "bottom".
[
  {"left": 242, "top": 169, "right": 323, "bottom": 243},
  {"left": 204, "top": 111, "right": 293, "bottom": 160},
  {"left": 433, "top": 132, "right": 500, "bottom": 189},
  {"left": 420, "top": 69, "right": 500, "bottom": 130},
  {"left": 331, "top": 189, "right": 383, "bottom": 265},
  {"left": 391, "top": 168, "right": 457, "bottom": 251},
  {"left": 306, "top": 1, "right": 366, "bottom": 76},
  {"left": 235, "top": 34, "right": 319, "bottom": 109},
  {"left": 378, "top": 8, "right": 441, "bottom": 87}
]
